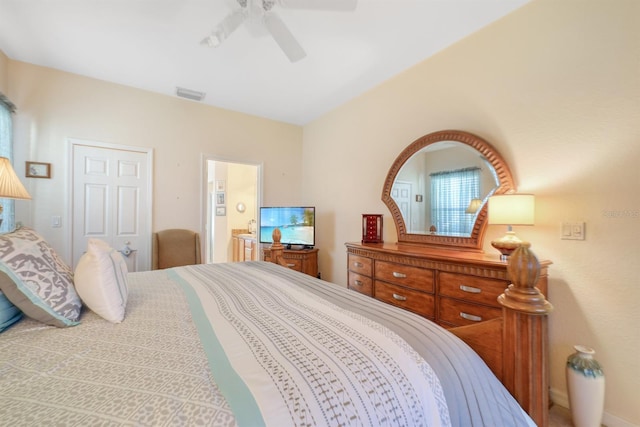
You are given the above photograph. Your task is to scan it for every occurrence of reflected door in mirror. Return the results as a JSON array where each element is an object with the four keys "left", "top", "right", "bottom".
[{"left": 392, "top": 182, "right": 413, "bottom": 230}]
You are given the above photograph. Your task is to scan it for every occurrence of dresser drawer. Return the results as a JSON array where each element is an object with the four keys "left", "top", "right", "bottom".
[
  {"left": 439, "top": 272, "right": 508, "bottom": 308},
  {"left": 375, "top": 261, "right": 434, "bottom": 292},
  {"left": 348, "top": 254, "right": 372, "bottom": 277},
  {"left": 374, "top": 280, "right": 435, "bottom": 319},
  {"left": 280, "top": 257, "right": 302, "bottom": 272},
  {"left": 439, "top": 297, "right": 502, "bottom": 326},
  {"left": 348, "top": 271, "right": 373, "bottom": 296}
]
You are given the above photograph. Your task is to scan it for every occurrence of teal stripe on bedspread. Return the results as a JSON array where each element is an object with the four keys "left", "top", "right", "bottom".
[{"left": 168, "top": 269, "right": 265, "bottom": 427}]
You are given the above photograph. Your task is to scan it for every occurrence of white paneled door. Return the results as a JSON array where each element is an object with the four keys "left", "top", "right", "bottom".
[
  {"left": 392, "top": 181, "right": 412, "bottom": 231},
  {"left": 71, "top": 141, "right": 152, "bottom": 271}
]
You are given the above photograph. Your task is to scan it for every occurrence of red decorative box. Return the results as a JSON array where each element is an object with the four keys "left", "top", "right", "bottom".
[{"left": 362, "top": 214, "right": 383, "bottom": 243}]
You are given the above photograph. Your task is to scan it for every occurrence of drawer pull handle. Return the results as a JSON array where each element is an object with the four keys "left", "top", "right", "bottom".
[
  {"left": 392, "top": 293, "right": 407, "bottom": 301},
  {"left": 460, "top": 312, "right": 482, "bottom": 322},
  {"left": 286, "top": 263, "right": 296, "bottom": 268},
  {"left": 354, "top": 280, "right": 363, "bottom": 286},
  {"left": 459, "top": 285, "right": 481, "bottom": 294},
  {"left": 392, "top": 272, "right": 407, "bottom": 279},
  {"left": 354, "top": 262, "right": 363, "bottom": 268}
]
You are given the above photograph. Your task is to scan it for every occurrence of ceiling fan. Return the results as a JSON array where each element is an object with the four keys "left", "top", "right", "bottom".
[{"left": 201, "top": 0, "right": 358, "bottom": 62}]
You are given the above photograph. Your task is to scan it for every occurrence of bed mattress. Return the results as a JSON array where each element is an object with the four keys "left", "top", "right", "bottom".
[{"left": 0, "top": 261, "right": 534, "bottom": 426}]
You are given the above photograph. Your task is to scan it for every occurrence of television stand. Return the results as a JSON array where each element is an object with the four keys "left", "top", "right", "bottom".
[{"left": 263, "top": 246, "right": 319, "bottom": 278}]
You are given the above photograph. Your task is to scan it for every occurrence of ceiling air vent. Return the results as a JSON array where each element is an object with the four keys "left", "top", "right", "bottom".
[{"left": 176, "top": 87, "right": 206, "bottom": 102}]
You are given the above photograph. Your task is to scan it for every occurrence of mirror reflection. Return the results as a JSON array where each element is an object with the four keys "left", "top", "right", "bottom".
[
  {"left": 382, "top": 130, "right": 514, "bottom": 251},
  {"left": 392, "top": 141, "right": 499, "bottom": 237}
]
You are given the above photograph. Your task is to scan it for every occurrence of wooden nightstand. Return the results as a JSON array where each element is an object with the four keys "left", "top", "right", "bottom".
[{"left": 263, "top": 247, "right": 319, "bottom": 278}]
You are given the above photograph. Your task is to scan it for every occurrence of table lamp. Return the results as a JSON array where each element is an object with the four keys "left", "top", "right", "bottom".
[
  {"left": 465, "top": 198, "right": 483, "bottom": 214},
  {"left": 0, "top": 157, "right": 31, "bottom": 227},
  {"left": 487, "top": 193, "right": 534, "bottom": 260}
]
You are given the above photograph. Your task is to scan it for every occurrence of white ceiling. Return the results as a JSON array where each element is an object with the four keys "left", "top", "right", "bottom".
[{"left": 0, "top": 0, "right": 529, "bottom": 125}]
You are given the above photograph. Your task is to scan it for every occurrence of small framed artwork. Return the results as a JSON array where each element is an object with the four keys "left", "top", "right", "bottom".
[
  {"left": 26, "top": 161, "right": 51, "bottom": 179},
  {"left": 216, "top": 192, "right": 225, "bottom": 205},
  {"left": 216, "top": 206, "right": 226, "bottom": 216},
  {"left": 215, "top": 180, "right": 225, "bottom": 192}
]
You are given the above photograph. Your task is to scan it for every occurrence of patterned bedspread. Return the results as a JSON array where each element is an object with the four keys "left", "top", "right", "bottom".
[{"left": 0, "top": 261, "right": 534, "bottom": 426}]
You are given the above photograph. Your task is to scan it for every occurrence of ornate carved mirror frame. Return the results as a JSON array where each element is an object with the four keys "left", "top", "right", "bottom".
[{"left": 381, "top": 130, "right": 515, "bottom": 251}]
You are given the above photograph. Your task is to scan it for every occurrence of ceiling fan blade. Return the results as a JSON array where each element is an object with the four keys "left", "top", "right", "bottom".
[
  {"left": 263, "top": 12, "right": 306, "bottom": 62},
  {"left": 201, "top": 8, "right": 248, "bottom": 47},
  {"left": 277, "top": 0, "right": 357, "bottom": 11}
]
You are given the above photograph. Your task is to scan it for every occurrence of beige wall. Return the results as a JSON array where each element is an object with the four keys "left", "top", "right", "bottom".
[
  {"left": 303, "top": 0, "right": 639, "bottom": 425},
  {"left": 0, "top": 50, "right": 8, "bottom": 93},
  {"left": 6, "top": 61, "right": 303, "bottom": 264}
]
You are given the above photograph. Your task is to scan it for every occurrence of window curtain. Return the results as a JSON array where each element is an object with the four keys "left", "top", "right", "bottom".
[
  {"left": 430, "top": 167, "right": 480, "bottom": 236},
  {"left": 0, "top": 93, "right": 17, "bottom": 233}
]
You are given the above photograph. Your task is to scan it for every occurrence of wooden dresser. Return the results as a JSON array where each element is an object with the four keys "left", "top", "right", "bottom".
[
  {"left": 346, "top": 242, "right": 550, "bottom": 328},
  {"left": 263, "top": 247, "right": 319, "bottom": 278}
]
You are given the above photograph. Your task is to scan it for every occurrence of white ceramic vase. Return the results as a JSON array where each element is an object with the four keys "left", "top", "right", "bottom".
[{"left": 566, "top": 345, "right": 605, "bottom": 427}]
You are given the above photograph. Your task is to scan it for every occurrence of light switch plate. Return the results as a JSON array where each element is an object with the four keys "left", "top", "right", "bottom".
[
  {"left": 561, "top": 222, "right": 585, "bottom": 240},
  {"left": 51, "top": 216, "right": 62, "bottom": 228}
]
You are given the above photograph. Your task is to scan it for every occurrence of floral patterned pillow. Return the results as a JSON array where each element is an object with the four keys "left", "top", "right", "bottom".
[{"left": 0, "top": 227, "right": 81, "bottom": 327}]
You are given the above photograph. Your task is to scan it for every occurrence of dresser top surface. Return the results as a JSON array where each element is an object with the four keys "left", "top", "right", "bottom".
[{"left": 345, "top": 242, "right": 551, "bottom": 269}]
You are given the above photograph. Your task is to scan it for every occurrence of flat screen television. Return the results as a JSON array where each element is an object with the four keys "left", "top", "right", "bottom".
[{"left": 259, "top": 206, "right": 315, "bottom": 248}]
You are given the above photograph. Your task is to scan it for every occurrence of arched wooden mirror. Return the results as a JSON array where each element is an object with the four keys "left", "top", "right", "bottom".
[{"left": 382, "top": 130, "right": 514, "bottom": 251}]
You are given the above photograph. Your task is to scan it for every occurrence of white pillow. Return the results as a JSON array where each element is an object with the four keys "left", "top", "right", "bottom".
[{"left": 74, "top": 239, "right": 129, "bottom": 323}]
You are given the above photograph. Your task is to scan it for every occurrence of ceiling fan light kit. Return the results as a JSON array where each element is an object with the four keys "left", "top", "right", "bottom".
[{"left": 202, "top": 0, "right": 357, "bottom": 62}]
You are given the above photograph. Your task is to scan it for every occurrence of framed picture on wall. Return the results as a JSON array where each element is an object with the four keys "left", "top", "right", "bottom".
[
  {"left": 215, "top": 180, "right": 225, "bottom": 192},
  {"left": 26, "top": 161, "right": 51, "bottom": 178},
  {"left": 216, "top": 192, "right": 225, "bottom": 205},
  {"left": 216, "top": 206, "right": 226, "bottom": 216}
]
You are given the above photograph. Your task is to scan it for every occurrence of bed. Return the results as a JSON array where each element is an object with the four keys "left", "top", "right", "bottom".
[{"left": 0, "top": 227, "right": 548, "bottom": 426}]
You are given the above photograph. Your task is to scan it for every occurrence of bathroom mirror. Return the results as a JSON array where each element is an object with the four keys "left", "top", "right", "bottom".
[{"left": 381, "top": 130, "right": 514, "bottom": 251}]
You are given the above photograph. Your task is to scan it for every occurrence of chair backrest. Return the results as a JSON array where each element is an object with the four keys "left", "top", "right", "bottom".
[{"left": 152, "top": 229, "right": 202, "bottom": 270}]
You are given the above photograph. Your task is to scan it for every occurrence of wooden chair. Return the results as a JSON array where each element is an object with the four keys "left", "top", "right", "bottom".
[{"left": 152, "top": 229, "right": 202, "bottom": 270}]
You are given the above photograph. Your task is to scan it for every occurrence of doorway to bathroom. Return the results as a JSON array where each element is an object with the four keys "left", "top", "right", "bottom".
[{"left": 204, "top": 157, "right": 261, "bottom": 263}]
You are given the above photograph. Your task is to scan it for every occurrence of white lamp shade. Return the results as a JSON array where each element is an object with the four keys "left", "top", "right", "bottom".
[
  {"left": 0, "top": 157, "right": 31, "bottom": 200},
  {"left": 488, "top": 194, "right": 534, "bottom": 225},
  {"left": 465, "top": 198, "right": 483, "bottom": 214}
]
